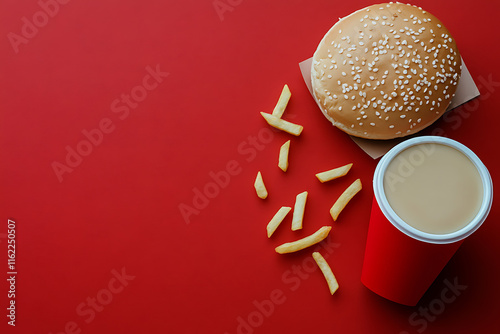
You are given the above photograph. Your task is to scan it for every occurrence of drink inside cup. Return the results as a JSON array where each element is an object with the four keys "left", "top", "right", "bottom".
[
  {"left": 374, "top": 136, "right": 493, "bottom": 244},
  {"left": 383, "top": 142, "right": 484, "bottom": 235}
]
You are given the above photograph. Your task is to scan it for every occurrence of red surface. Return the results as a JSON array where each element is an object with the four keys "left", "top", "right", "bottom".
[{"left": 0, "top": 0, "right": 498, "bottom": 333}]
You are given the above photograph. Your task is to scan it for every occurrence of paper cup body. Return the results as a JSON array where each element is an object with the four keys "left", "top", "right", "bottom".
[{"left": 361, "top": 136, "right": 493, "bottom": 306}]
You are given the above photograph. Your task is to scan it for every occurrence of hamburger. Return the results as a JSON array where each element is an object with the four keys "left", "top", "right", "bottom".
[{"left": 311, "top": 2, "right": 462, "bottom": 140}]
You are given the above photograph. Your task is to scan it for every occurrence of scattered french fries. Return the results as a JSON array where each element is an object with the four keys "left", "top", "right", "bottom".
[
  {"left": 267, "top": 206, "right": 291, "bottom": 238},
  {"left": 254, "top": 84, "right": 365, "bottom": 297},
  {"left": 278, "top": 140, "right": 291, "bottom": 172},
  {"left": 275, "top": 226, "right": 332, "bottom": 254},
  {"left": 316, "top": 163, "right": 353, "bottom": 183},
  {"left": 260, "top": 112, "right": 303, "bottom": 136},
  {"left": 292, "top": 191, "right": 308, "bottom": 231},
  {"left": 254, "top": 171, "right": 268, "bottom": 199},
  {"left": 312, "top": 252, "right": 339, "bottom": 295},
  {"left": 272, "top": 84, "right": 291, "bottom": 118},
  {"left": 330, "top": 179, "right": 362, "bottom": 221}
]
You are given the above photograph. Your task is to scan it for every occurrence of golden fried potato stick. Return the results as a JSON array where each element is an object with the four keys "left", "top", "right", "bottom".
[
  {"left": 267, "top": 206, "right": 291, "bottom": 238},
  {"left": 316, "top": 163, "right": 353, "bottom": 183},
  {"left": 312, "top": 252, "right": 339, "bottom": 295},
  {"left": 260, "top": 112, "right": 303, "bottom": 136},
  {"left": 254, "top": 171, "right": 268, "bottom": 199},
  {"left": 275, "top": 226, "right": 332, "bottom": 254},
  {"left": 330, "top": 179, "right": 362, "bottom": 221},
  {"left": 278, "top": 140, "right": 291, "bottom": 172},
  {"left": 272, "top": 84, "right": 291, "bottom": 118},
  {"left": 292, "top": 191, "right": 308, "bottom": 231}
]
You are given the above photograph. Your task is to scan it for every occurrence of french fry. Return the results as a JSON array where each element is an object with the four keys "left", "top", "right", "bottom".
[
  {"left": 267, "top": 206, "right": 291, "bottom": 238},
  {"left": 260, "top": 112, "right": 303, "bottom": 136},
  {"left": 292, "top": 191, "right": 308, "bottom": 231},
  {"left": 316, "top": 163, "right": 353, "bottom": 183},
  {"left": 330, "top": 179, "right": 362, "bottom": 221},
  {"left": 278, "top": 140, "right": 291, "bottom": 172},
  {"left": 272, "top": 84, "right": 291, "bottom": 118},
  {"left": 254, "top": 171, "right": 268, "bottom": 199},
  {"left": 312, "top": 252, "right": 339, "bottom": 295},
  {"left": 275, "top": 226, "right": 332, "bottom": 254}
]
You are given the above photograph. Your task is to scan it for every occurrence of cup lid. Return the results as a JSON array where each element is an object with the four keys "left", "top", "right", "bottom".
[{"left": 373, "top": 136, "right": 493, "bottom": 244}]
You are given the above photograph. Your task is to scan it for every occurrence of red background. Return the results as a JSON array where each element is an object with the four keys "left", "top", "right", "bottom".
[{"left": 1, "top": 0, "right": 498, "bottom": 333}]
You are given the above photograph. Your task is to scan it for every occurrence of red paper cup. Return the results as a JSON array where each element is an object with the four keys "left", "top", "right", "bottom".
[{"left": 361, "top": 136, "right": 493, "bottom": 306}]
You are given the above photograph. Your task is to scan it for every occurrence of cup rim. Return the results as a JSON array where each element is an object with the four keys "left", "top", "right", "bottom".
[{"left": 373, "top": 136, "right": 493, "bottom": 244}]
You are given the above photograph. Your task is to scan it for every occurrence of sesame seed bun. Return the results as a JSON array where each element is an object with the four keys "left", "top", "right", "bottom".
[{"left": 311, "top": 2, "right": 462, "bottom": 140}]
